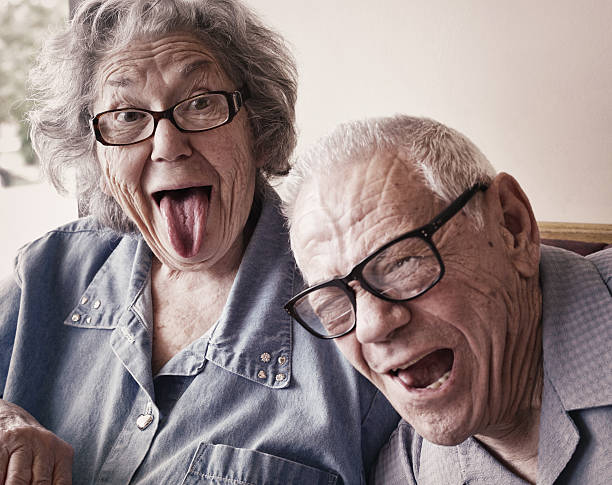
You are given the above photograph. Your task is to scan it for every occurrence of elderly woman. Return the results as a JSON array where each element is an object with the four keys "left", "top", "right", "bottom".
[{"left": 0, "top": 1, "right": 397, "bottom": 483}]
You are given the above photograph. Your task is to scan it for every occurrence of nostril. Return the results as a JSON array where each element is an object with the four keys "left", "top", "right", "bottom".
[{"left": 386, "top": 325, "right": 405, "bottom": 341}]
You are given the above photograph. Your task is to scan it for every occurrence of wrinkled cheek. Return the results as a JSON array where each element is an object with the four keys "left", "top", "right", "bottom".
[
  {"left": 221, "top": 162, "right": 256, "bottom": 236},
  {"left": 99, "top": 154, "right": 152, "bottom": 231}
]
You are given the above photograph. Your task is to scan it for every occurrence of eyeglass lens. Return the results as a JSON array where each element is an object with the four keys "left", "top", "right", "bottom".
[
  {"left": 174, "top": 94, "right": 230, "bottom": 129},
  {"left": 96, "top": 93, "right": 231, "bottom": 145},
  {"left": 293, "top": 236, "right": 441, "bottom": 337},
  {"left": 293, "top": 285, "right": 356, "bottom": 338},
  {"left": 362, "top": 236, "right": 440, "bottom": 299}
]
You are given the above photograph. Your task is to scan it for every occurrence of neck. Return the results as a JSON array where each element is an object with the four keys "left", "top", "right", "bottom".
[
  {"left": 476, "top": 282, "right": 544, "bottom": 484},
  {"left": 476, "top": 404, "right": 541, "bottom": 484}
]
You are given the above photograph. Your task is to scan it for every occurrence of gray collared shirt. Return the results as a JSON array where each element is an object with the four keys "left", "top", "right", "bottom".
[
  {"left": 0, "top": 194, "right": 399, "bottom": 484},
  {"left": 370, "top": 245, "right": 612, "bottom": 485}
]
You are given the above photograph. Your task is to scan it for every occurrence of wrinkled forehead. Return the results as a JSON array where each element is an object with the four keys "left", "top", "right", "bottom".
[
  {"left": 94, "top": 34, "right": 229, "bottom": 102},
  {"left": 290, "top": 150, "right": 438, "bottom": 283}
]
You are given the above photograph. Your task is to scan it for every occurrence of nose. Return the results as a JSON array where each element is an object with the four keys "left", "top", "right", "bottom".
[
  {"left": 150, "top": 118, "right": 192, "bottom": 162},
  {"left": 354, "top": 290, "right": 411, "bottom": 344}
]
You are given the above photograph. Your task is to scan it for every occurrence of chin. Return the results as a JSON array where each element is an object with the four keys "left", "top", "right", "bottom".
[
  {"left": 163, "top": 252, "right": 213, "bottom": 272},
  {"left": 419, "top": 427, "right": 472, "bottom": 446},
  {"left": 399, "top": 407, "right": 476, "bottom": 446},
  {"left": 149, "top": 240, "right": 208, "bottom": 272}
]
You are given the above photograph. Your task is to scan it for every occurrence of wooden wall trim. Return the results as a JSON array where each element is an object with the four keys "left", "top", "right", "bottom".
[{"left": 537, "top": 221, "right": 612, "bottom": 243}]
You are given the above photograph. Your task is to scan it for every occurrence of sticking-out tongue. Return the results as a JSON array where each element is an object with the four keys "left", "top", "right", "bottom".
[
  {"left": 396, "top": 349, "right": 454, "bottom": 388},
  {"left": 158, "top": 187, "right": 209, "bottom": 258}
]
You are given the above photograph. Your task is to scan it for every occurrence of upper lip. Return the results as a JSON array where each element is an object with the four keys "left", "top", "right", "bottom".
[{"left": 151, "top": 184, "right": 212, "bottom": 206}]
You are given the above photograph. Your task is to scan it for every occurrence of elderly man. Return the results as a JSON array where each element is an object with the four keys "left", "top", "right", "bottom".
[{"left": 283, "top": 116, "right": 612, "bottom": 484}]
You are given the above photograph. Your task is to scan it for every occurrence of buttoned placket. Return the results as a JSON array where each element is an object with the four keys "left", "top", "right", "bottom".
[
  {"left": 70, "top": 242, "right": 163, "bottom": 483},
  {"left": 96, "top": 302, "right": 160, "bottom": 483}
]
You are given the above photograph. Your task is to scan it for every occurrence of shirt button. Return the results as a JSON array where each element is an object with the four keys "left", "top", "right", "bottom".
[
  {"left": 136, "top": 414, "right": 153, "bottom": 430},
  {"left": 275, "top": 373, "right": 286, "bottom": 382},
  {"left": 80, "top": 296, "right": 89, "bottom": 304},
  {"left": 257, "top": 370, "right": 267, "bottom": 379},
  {"left": 278, "top": 356, "right": 287, "bottom": 365},
  {"left": 260, "top": 352, "right": 271, "bottom": 363},
  {"left": 71, "top": 314, "right": 81, "bottom": 322},
  {"left": 93, "top": 300, "right": 101, "bottom": 309}
]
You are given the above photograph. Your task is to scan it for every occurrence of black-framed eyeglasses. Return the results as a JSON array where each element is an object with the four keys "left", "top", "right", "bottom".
[
  {"left": 91, "top": 90, "right": 247, "bottom": 146},
  {"left": 284, "top": 183, "right": 488, "bottom": 339}
]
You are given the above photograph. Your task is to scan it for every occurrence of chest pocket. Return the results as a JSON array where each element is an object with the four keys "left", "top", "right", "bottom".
[{"left": 181, "top": 443, "right": 339, "bottom": 485}]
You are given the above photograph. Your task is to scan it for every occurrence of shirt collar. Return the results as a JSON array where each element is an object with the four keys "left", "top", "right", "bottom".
[
  {"left": 205, "top": 194, "right": 297, "bottom": 389},
  {"left": 539, "top": 245, "right": 612, "bottom": 410},
  {"left": 64, "top": 232, "right": 150, "bottom": 330},
  {"left": 64, "top": 193, "right": 297, "bottom": 390}
]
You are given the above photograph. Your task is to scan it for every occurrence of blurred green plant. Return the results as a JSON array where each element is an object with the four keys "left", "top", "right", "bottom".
[{"left": 0, "top": 0, "right": 68, "bottom": 166}]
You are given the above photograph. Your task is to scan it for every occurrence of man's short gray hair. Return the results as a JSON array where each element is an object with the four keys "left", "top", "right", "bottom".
[
  {"left": 283, "top": 115, "right": 497, "bottom": 228},
  {"left": 28, "top": 0, "right": 297, "bottom": 233}
]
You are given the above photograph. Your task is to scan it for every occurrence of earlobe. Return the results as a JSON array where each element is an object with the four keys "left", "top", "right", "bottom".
[{"left": 487, "top": 173, "right": 540, "bottom": 277}]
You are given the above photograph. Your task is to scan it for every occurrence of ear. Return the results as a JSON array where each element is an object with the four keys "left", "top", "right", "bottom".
[{"left": 485, "top": 173, "right": 540, "bottom": 277}]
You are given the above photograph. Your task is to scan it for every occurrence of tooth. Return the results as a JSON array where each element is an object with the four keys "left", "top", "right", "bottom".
[
  {"left": 426, "top": 370, "right": 451, "bottom": 390},
  {"left": 394, "top": 357, "right": 422, "bottom": 372}
]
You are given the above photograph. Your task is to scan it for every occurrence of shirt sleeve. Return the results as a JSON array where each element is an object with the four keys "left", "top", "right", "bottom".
[{"left": 0, "top": 270, "right": 21, "bottom": 398}]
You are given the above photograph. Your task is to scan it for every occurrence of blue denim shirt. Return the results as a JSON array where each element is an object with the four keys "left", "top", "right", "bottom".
[{"left": 0, "top": 194, "right": 399, "bottom": 484}]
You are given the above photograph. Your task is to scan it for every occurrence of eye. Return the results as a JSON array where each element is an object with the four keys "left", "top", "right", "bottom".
[
  {"left": 115, "top": 110, "right": 147, "bottom": 123},
  {"left": 188, "top": 96, "right": 211, "bottom": 111},
  {"left": 388, "top": 255, "right": 423, "bottom": 275},
  {"left": 394, "top": 256, "right": 419, "bottom": 269}
]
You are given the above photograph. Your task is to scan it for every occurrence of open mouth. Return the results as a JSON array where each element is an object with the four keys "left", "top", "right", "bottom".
[
  {"left": 152, "top": 186, "right": 212, "bottom": 258},
  {"left": 390, "top": 348, "right": 454, "bottom": 390},
  {"left": 152, "top": 185, "right": 212, "bottom": 207}
]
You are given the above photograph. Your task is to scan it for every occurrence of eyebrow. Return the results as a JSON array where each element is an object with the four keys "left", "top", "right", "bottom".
[
  {"left": 179, "top": 59, "right": 212, "bottom": 76},
  {"left": 105, "top": 59, "right": 213, "bottom": 88},
  {"left": 106, "top": 78, "right": 130, "bottom": 88}
]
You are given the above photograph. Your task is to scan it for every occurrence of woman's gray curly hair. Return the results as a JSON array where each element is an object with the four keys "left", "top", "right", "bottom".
[{"left": 28, "top": 0, "right": 297, "bottom": 233}]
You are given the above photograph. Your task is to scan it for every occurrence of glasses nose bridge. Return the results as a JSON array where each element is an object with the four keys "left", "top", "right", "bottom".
[
  {"left": 150, "top": 106, "right": 182, "bottom": 136},
  {"left": 341, "top": 264, "right": 380, "bottom": 302},
  {"left": 148, "top": 105, "right": 183, "bottom": 136}
]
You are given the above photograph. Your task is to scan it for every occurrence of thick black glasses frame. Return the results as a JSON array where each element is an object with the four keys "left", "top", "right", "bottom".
[
  {"left": 284, "top": 183, "right": 489, "bottom": 339},
  {"left": 91, "top": 90, "right": 247, "bottom": 146}
]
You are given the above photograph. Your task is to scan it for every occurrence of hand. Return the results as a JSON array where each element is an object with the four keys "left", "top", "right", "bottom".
[{"left": 0, "top": 399, "right": 73, "bottom": 484}]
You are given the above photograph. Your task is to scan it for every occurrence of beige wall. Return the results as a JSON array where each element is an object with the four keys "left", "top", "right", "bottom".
[
  {"left": 246, "top": 0, "right": 612, "bottom": 223},
  {"left": 2, "top": 0, "right": 611, "bottom": 278}
]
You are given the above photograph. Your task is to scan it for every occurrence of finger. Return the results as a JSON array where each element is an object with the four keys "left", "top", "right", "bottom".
[
  {"left": 31, "top": 446, "right": 54, "bottom": 485},
  {"left": 5, "top": 447, "right": 33, "bottom": 485},
  {"left": 51, "top": 450, "right": 72, "bottom": 485},
  {"left": 0, "top": 446, "right": 8, "bottom": 484}
]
